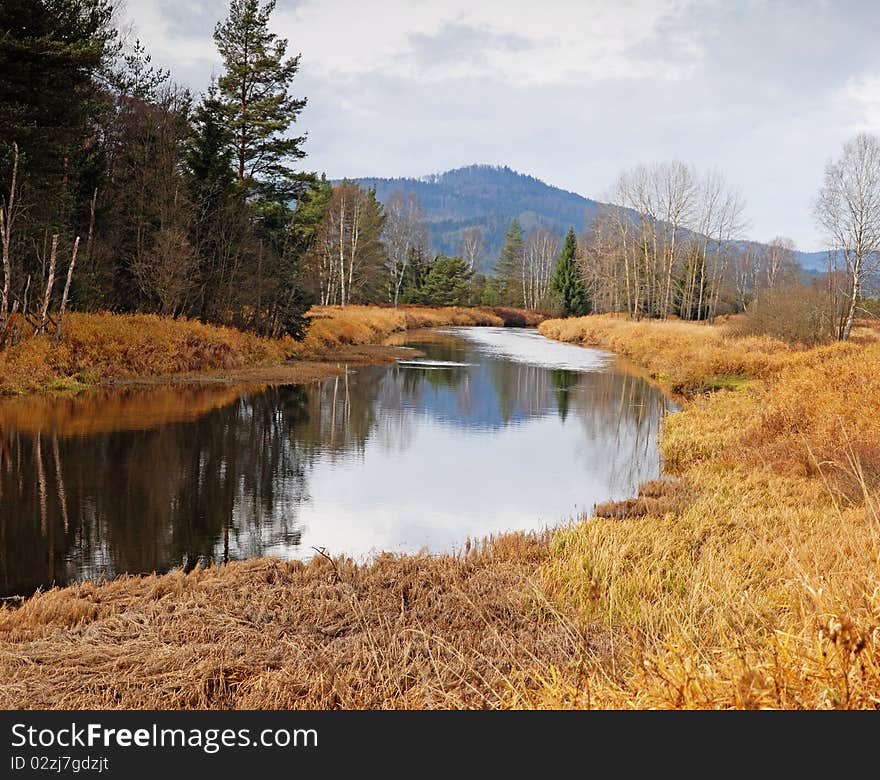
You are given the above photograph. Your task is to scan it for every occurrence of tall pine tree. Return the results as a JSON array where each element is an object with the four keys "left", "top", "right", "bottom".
[
  {"left": 214, "top": 0, "right": 307, "bottom": 201},
  {"left": 551, "top": 227, "right": 589, "bottom": 316},
  {"left": 494, "top": 218, "right": 523, "bottom": 306}
]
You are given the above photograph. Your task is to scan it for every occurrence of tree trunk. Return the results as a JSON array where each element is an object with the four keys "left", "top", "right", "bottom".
[
  {"left": 841, "top": 255, "right": 861, "bottom": 341},
  {"left": 0, "top": 143, "right": 19, "bottom": 330},
  {"left": 55, "top": 236, "right": 80, "bottom": 341},
  {"left": 37, "top": 236, "right": 59, "bottom": 335}
]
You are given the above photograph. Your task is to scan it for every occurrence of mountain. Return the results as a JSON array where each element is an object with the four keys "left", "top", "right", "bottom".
[{"left": 346, "top": 165, "right": 606, "bottom": 273}]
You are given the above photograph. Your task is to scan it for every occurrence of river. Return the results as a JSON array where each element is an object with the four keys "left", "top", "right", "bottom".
[{"left": 0, "top": 326, "right": 676, "bottom": 596}]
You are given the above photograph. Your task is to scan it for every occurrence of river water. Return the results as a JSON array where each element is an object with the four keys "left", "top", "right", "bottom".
[{"left": 0, "top": 327, "right": 676, "bottom": 596}]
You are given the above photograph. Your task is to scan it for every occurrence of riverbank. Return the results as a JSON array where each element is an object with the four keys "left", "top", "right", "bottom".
[
  {"left": 1, "top": 315, "right": 878, "bottom": 708},
  {"left": 0, "top": 305, "right": 545, "bottom": 396}
]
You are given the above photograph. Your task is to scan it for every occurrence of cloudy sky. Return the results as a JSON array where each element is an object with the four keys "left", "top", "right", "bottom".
[{"left": 125, "top": 0, "right": 880, "bottom": 251}]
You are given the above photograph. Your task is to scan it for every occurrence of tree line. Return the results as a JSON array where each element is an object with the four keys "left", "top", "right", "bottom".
[{"left": 0, "top": 0, "right": 316, "bottom": 345}]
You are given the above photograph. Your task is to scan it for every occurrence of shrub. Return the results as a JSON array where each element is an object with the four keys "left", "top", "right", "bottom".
[{"left": 730, "top": 285, "right": 836, "bottom": 346}]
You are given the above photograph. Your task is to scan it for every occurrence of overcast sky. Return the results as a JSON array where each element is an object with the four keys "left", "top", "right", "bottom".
[{"left": 126, "top": 0, "right": 880, "bottom": 251}]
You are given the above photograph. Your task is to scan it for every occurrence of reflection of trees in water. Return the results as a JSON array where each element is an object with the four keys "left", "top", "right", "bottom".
[
  {"left": 569, "top": 370, "right": 674, "bottom": 495},
  {"left": 0, "top": 386, "right": 311, "bottom": 596},
  {"left": 290, "top": 370, "right": 383, "bottom": 458},
  {"left": 550, "top": 369, "right": 580, "bottom": 421}
]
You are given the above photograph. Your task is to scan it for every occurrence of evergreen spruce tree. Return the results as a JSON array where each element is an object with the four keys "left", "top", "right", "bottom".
[
  {"left": 551, "top": 227, "right": 589, "bottom": 316},
  {"left": 214, "top": 0, "right": 307, "bottom": 200},
  {"left": 494, "top": 219, "right": 523, "bottom": 306}
]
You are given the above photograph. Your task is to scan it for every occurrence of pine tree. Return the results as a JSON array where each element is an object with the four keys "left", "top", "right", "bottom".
[
  {"left": 186, "top": 86, "right": 236, "bottom": 211},
  {"left": 551, "top": 227, "right": 589, "bottom": 316},
  {"left": 494, "top": 218, "right": 523, "bottom": 306},
  {"left": 214, "top": 0, "right": 307, "bottom": 200},
  {"left": 416, "top": 255, "right": 473, "bottom": 306}
]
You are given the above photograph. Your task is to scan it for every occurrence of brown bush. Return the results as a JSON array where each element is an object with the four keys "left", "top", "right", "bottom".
[{"left": 729, "top": 285, "right": 837, "bottom": 346}]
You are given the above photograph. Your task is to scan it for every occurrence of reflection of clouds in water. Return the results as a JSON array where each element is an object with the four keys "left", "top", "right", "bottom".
[{"left": 441, "top": 326, "right": 609, "bottom": 372}]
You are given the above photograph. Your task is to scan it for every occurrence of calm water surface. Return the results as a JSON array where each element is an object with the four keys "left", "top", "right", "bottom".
[{"left": 0, "top": 327, "right": 676, "bottom": 596}]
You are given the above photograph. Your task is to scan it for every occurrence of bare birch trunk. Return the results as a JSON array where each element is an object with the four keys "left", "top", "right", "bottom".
[
  {"left": 0, "top": 143, "right": 18, "bottom": 330},
  {"left": 55, "top": 236, "right": 79, "bottom": 341},
  {"left": 37, "top": 235, "right": 59, "bottom": 335}
]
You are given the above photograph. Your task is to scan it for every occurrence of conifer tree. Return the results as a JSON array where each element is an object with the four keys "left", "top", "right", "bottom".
[
  {"left": 214, "top": 0, "right": 307, "bottom": 200},
  {"left": 551, "top": 227, "right": 589, "bottom": 316},
  {"left": 417, "top": 255, "right": 473, "bottom": 306},
  {"left": 494, "top": 218, "right": 523, "bottom": 306}
]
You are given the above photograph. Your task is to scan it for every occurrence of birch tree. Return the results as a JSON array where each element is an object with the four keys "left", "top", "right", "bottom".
[
  {"left": 309, "top": 182, "right": 385, "bottom": 306},
  {"left": 814, "top": 133, "right": 880, "bottom": 340},
  {"left": 460, "top": 226, "right": 483, "bottom": 272},
  {"left": 522, "top": 227, "right": 557, "bottom": 309},
  {"left": 0, "top": 143, "right": 18, "bottom": 331},
  {"left": 384, "top": 191, "right": 426, "bottom": 305}
]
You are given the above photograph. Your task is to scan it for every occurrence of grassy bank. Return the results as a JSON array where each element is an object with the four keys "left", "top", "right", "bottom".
[
  {"left": 1, "top": 315, "right": 878, "bottom": 709},
  {"left": 532, "top": 314, "right": 880, "bottom": 708},
  {"left": 0, "top": 305, "right": 544, "bottom": 395}
]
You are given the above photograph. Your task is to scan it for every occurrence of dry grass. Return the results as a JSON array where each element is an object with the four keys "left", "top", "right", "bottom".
[
  {"left": 0, "top": 313, "right": 294, "bottom": 395},
  {"left": 526, "top": 314, "right": 880, "bottom": 709},
  {"left": 294, "top": 305, "right": 545, "bottom": 356},
  {"left": 539, "top": 313, "right": 865, "bottom": 396},
  {"left": 0, "top": 534, "right": 607, "bottom": 710}
]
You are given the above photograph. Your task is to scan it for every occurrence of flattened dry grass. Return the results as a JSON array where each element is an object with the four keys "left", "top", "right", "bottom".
[{"left": 0, "top": 534, "right": 604, "bottom": 710}]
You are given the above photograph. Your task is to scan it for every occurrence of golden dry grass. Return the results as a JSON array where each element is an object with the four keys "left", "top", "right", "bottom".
[
  {"left": 0, "top": 313, "right": 294, "bottom": 395},
  {"left": 526, "top": 314, "right": 880, "bottom": 709},
  {"left": 539, "top": 313, "right": 866, "bottom": 395},
  {"left": 293, "top": 305, "right": 545, "bottom": 356},
  {"left": 0, "top": 534, "right": 607, "bottom": 710}
]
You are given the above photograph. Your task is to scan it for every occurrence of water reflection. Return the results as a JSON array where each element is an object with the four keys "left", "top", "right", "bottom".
[{"left": 0, "top": 328, "right": 676, "bottom": 596}]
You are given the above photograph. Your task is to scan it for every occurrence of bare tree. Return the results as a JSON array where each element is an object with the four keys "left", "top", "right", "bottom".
[
  {"left": 733, "top": 244, "right": 761, "bottom": 311},
  {"left": 522, "top": 227, "right": 557, "bottom": 309},
  {"left": 384, "top": 191, "right": 426, "bottom": 305},
  {"left": 814, "top": 133, "right": 880, "bottom": 340},
  {"left": 36, "top": 235, "right": 58, "bottom": 335},
  {"left": 600, "top": 162, "right": 745, "bottom": 321},
  {"left": 460, "top": 225, "right": 483, "bottom": 272},
  {"left": 55, "top": 236, "right": 80, "bottom": 341},
  {"left": 0, "top": 143, "right": 19, "bottom": 331},
  {"left": 762, "top": 236, "right": 798, "bottom": 290},
  {"left": 309, "top": 183, "right": 385, "bottom": 306},
  {"left": 130, "top": 227, "right": 197, "bottom": 315}
]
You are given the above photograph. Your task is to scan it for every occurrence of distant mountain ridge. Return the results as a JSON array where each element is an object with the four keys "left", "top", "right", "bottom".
[{"left": 342, "top": 164, "right": 828, "bottom": 274}]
